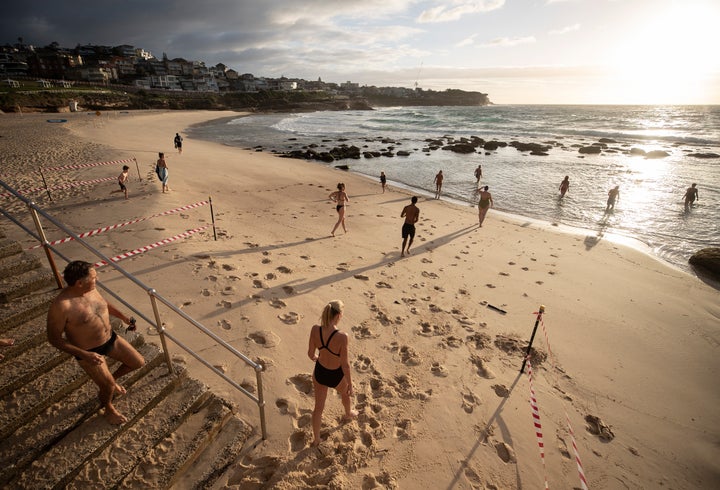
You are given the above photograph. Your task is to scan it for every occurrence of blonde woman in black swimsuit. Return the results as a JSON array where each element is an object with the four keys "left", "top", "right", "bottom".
[
  {"left": 329, "top": 182, "right": 349, "bottom": 236},
  {"left": 307, "top": 300, "right": 357, "bottom": 446},
  {"left": 478, "top": 185, "right": 494, "bottom": 227}
]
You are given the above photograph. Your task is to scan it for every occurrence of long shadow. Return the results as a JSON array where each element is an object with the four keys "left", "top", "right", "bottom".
[
  {"left": 584, "top": 212, "right": 610, "bottom": 251},
  {"left": 196, "top": 223, "right": 478, "bottom": 321},
  {"left": 446, "top": 371, "right": 523, "bottom": 490}
]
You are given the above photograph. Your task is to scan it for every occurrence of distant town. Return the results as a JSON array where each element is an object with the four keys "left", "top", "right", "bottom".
[{"left": 0, "top": 39, "right": 490, "bottom": 107}]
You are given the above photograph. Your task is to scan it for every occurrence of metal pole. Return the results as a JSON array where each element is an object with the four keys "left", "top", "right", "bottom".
[
  {"left": 209, "top": 196, "right": 217, "bottom": 241},
  {"left": 133, "top": 157, "right": 142, "bottom": 181},
  {"left": 39, "top": 168, "right": 53, "bottom": 201},
  {"left": 28, "top": 204, "right": 63, "bottom": 288},
  {"left": 255, "top": 364, "right": 268, "bottom": 440},
  {"left": 520, "top": 305, "right": 545, "bottom": 373},
  {"left": 148, "top": 290, "right": 175, "bottom": 374}
]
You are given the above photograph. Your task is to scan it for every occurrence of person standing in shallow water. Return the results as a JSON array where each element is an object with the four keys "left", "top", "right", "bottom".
[
  {"left": 477, "top": 185, "right": 494, "bottom": 227},
  {"left": 434, "top": 170, "right": 444, "bottom": 199},
  {"left": 606, "top": 185, "right": 620, "bottom": 211},
  {"left": 329, "top": 183, "right": 349, "bottom": 236},
  {"left": 307, "top": 300, "right": 357, "bottom": 447},
  {"left": 380, "top": 171, "right": 387, "bottom": 193},
  {"left": 559, "top": 176, "right": 570, "bottom": 198},
  {"left": 474, "top": 164, "right": 483, "bottom": 183},
  {"left": 683, "top": 183, "right": 699, "bottom": 210}
]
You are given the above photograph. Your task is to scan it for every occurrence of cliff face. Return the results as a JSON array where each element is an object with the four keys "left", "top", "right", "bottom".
[{"left": 0, "top": 88, "right": 490, "bottom": 113}]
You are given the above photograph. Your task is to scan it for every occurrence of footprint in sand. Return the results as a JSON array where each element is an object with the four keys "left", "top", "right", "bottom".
[
  {"left": 261, "top": 258, "right": 271, "bottom": 264},
  {"left": 352, "top": 323, "right": 379, "bottom": 339},
  {"left": 282, "top": 285, "right": 296, "bottom": 295},
  {"left": 466, "top": 332, "right": 491, "bottom": 349},
  {"left": 219, "top": 319, "right": 232, "bottom": 330},
  {"left": 269, "top": 298, "right": 286, "bottom": 308},
  {"left": 375, "top": 281, "right": 392, "bottom": 288},
  {"left": 419, "top": 322, "right": 450, "bottom": 337},
  {"left": 275, "top": 398, "right": 298, "bottom": 417},
  {"left": 485, "top": 283, "right": 496, "bottom": 288},
  {"left": 278, "top": 312, "right": 300, "bottom": 324},
  {"left": 353, "top": 354, "right": 375, "bottom": 373},
  {"left": 218, "top": 300, "right": 232, "bottom": 308},
  {"left": 461, "top": 391, "right": 479, "bottom": 413},
  {"left": 252, "top": 279, "right": 268, "bottom": 289},
  {"left": 585, "top": 414, "right": 615, "bottom": 441},
  {"left": 470, "top": 354, "right": 496, "bottom": 379},
  {"left": 276, "top": 266, "right": 292, "bottom": 274},
  {"left": 201, "top": 289, "right": 212, "bottom": 297},
  {"left": 441, "top": 336, "right": 464, "bottom": 349},
  {"left": 394, "top": 419, "right": 412, "bottom": 440},
  {"left": 289, "top": 430, "right": 308, "bottom": 452},
  {"left": 222, "top": 264, "right": 236, "bottom": 271},
  {"left": 248, "top": 331, "right": 281, "bottom": 348},
  {"left": 207, "top": 275, "right": 218, "bottom": 282},
  {"left": 422, "top": 271, "right": 439, "bottom": 279},
  {"left": 431, "top": 362, "right": 449, "bottom": 377},
  {"left": 288, "top": 374, "right": 313, "bottom": 395},
  {"left": 492, "top": 384, "right": 510, "bottom": 397},
  {"left": 221, "top": 286, "right": 235, "bottom": 296},
  {"left": 495, "top": 441, "right": 516, "bottom": 463},
  {"left": 265, "top": 272, "right": 277, "bottom": 280},
  {"left": 499, "top": 271, "right": 510, "bottom": 276},
  {"left": 354, "top": 274, "right": 370, "bottom": 281}
]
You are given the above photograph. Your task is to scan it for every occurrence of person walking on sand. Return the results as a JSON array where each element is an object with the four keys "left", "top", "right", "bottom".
[
  {"left": 46, "top": 261, "right": 145, "bottom": 425},
  {"left": 478, "top": 185, "right": 494, "bottom": 227},
  {"left": 474, "top": 164, "right": 483, "bottom": 183},
  {"left": 156, "top": 152, "right": 170, "bottom": 193},
  {"left": 559, "top": 175, "right": 570, "bottom": 198},
  {"left": 606, "top": 185, "right": 620, "bottom": 211},
  {"left": 401, "top": 196, "right": 420, "bottom": 257},
  {"left": 0, "top": 338, "right": 14, "bottom": 361},
  {"left": 110, "top": 165, "right": 130, "bottom": 200},
  {"left": 174, "top": 133, "right": 183, "bottom": 154},
  {"left": 329, "top": 182, "right": 349, "bottom": 236},
  {"left": 434, "top": 170, "right": 444, "bottom": 199},
  {"left": 380, "top": 171, "right": 387, "bottom": 193},
  {"left": 307, "top": 300, "right": 357, "bottom": 447},
  {"left": 683, "top": 183, "right": 699, "bottom": 210}
]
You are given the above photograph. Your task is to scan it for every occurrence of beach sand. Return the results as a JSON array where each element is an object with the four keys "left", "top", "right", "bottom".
[{"left": 1, "top": 110, "right": 718, "bottom": 489}]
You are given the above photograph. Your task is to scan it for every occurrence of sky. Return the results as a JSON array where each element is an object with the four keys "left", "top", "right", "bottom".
[{"left": 1, "top": 0, "right": 719, "bottom": 104}]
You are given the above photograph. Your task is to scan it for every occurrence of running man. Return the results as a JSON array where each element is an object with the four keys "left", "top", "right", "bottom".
[{"left": 401, "top": 196, "right": 420, "bottom": 256}]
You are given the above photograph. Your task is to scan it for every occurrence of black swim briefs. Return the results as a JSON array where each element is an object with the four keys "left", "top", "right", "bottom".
[
  {"left": 75, "top": 330, "right": 117, "bottom": 360},
  {"left": 402, "top": 223, "right": 416, "bottom": 239}
]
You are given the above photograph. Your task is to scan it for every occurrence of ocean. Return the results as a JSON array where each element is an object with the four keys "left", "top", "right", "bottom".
[{"left": 187, "top": 105, "right": 720, "bottom": 273}]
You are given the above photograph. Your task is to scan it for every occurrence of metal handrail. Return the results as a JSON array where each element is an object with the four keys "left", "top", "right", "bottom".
[{"left": 0, "top": 179, "right": 267, "bottom": 439}]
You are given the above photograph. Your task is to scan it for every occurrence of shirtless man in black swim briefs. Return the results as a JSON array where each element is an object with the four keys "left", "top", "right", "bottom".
[
  {"left": 400, "top": 196, "right": 420, "bottom": 257},
  {"left": 47, "top": 261, "right": 145, "bottom": 425},
  {"left": 307, "top": 300, "right": 357, "bottom": 446}
]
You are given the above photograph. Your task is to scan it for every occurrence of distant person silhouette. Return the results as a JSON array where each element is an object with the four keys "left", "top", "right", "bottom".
[
  {"left": 174, "top": 133, "right": 183, "bottom": 154},
  {"left": 477, "top": 186, "right": 494, "bottom": 227},
  {"left": 434, "top": 170, "right": 444, "bottom": 199},
  {"left": 559, "top": 176, "right": 570, "bottom": 198},
  {"left": 683, "top": 183, "right": 699, "bottom": 210},
  {"left": 606, "top": 185, "right": 620, "bottom": 211}
]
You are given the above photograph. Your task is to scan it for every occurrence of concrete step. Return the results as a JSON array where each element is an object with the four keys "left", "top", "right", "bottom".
[
  {"left": 0, "top": 339, "right": 70, "bottom": 399},
  {"left": 0, "top": 238, "right": 22, "bottom": 260},
  {"left": 117, "top": 396, "right": 253, "bottom": 489},
  {"left": 0, "top": 335, "right": 150, "bottom": 441},
  {"left": 0, "top": 267, "right": 56, "bottom": 303},
  {"left": 0, "top": 343, "right": 163, "bottom": 486},
  {"left": 0, "top": 314, "right": 49, "bottom": 360},
  {"left": 0, "top": 288, "right": 56, "bottom": 332},
  {"left": 6, "top": 348, "right": 174, "bottom": 489},
  {"left": 65, "top": 376, "right": 211, "bottom": 489},
  {"left": 0, "top": 251, "right": 42, "bottom": 278}
]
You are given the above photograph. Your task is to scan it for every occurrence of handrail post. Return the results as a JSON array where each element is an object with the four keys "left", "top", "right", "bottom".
[
  {"left": 27, "top": 204, "right": 63, "bottom": 288},
  {"left": 255, "top": 364, "right": 268, "bottom": 440},
  {"left": 148, "top": 289, "right": 174, "bottom": 374}
]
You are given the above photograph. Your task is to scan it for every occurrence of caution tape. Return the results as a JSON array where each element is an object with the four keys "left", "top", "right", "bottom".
[
  {"left": 29, "top": 200, "right": 209, "bottom": 250},
  {"left": 43, "top": 157, "right": 136, "bottom": 172},
  {"left": 1, "top": 176, "right": 116, "bottom": 198},
  {"left": 539, "top": 317, "right": 589, "bottom": 489},
  {"left": 94, "top": 225, "right": 210, "bottom": 268},
  {"left": 526, "top": 358, "right": 549, "bottom": 489}
]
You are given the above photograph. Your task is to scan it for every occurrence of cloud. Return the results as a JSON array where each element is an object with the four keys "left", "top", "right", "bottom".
[
  {"left": 549, "top": 23, "right": 580, "bottom": 35},
  {"left": 456, "top": 34, "right": 478, "bottom": 47},
  {"left": 417, "top": 0, "right": 505, "bottom": 23},
  {"left": 479, "top": 36, "right": 536, "bottom": 47}
]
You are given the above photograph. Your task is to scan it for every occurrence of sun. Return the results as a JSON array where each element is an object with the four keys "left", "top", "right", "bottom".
[{"left": 605, "top": 2, "right": 720, "bottom": 104}]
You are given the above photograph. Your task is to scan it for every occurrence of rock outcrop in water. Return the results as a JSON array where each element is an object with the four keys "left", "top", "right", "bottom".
[{"left": 689, "top": 248, "right": 720, "bottom": 281}]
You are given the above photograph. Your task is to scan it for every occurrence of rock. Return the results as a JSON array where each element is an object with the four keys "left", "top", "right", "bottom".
[
  {"left": 645, "top": 150, "right": 670, "bottom": 159},
  {"left": 578, "top": 145, "right": 602, "bottom": 154},
  {"left": 442, "top": 143, "right": 477, "bottom": 154},
  {"left": 689, "top": 248, "right": 720, "bottom": 280},
  {"left": 688, "top": 152, "right": 719, "bottom": 159},
  {"left": 629, "top": 147, "right": 646, "bottom": 156},
  {"left": 599, "top": 138, "right": 618, "bottom": 143},
  {"left": 396, "top": 150, "right": 411, "bottom": 156},
  {"left": 483, "top": 141, "right": 506, "bottom": 151}
]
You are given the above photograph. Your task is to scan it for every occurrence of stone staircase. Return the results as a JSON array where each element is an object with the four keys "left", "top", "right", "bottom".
[{"left": 0, "top": 231, "right": 255, "bottom": 489}]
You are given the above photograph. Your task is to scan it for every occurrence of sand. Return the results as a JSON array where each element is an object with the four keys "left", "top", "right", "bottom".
[{"left": 1, "top": 110, "right": 718, "bottom": 489}]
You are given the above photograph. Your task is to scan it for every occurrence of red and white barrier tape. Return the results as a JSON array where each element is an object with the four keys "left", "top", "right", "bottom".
[
  {"left": 94, "top": 225, "right": 210, "bottom": 268},
  {"left": 526, "top": 358, "right": 550, "bottom": 490},
  {"left": 1, "top": 176, "right": 116, "bottom": 197},
  {"left": 43, "top": 158, "right": 136, "bottom": 172},
  {"left": 29, "top": 200, "right": 209, "bottom": 250},
  {"left": 538, "top": 317, "right": 589, "bottom": 489}
]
